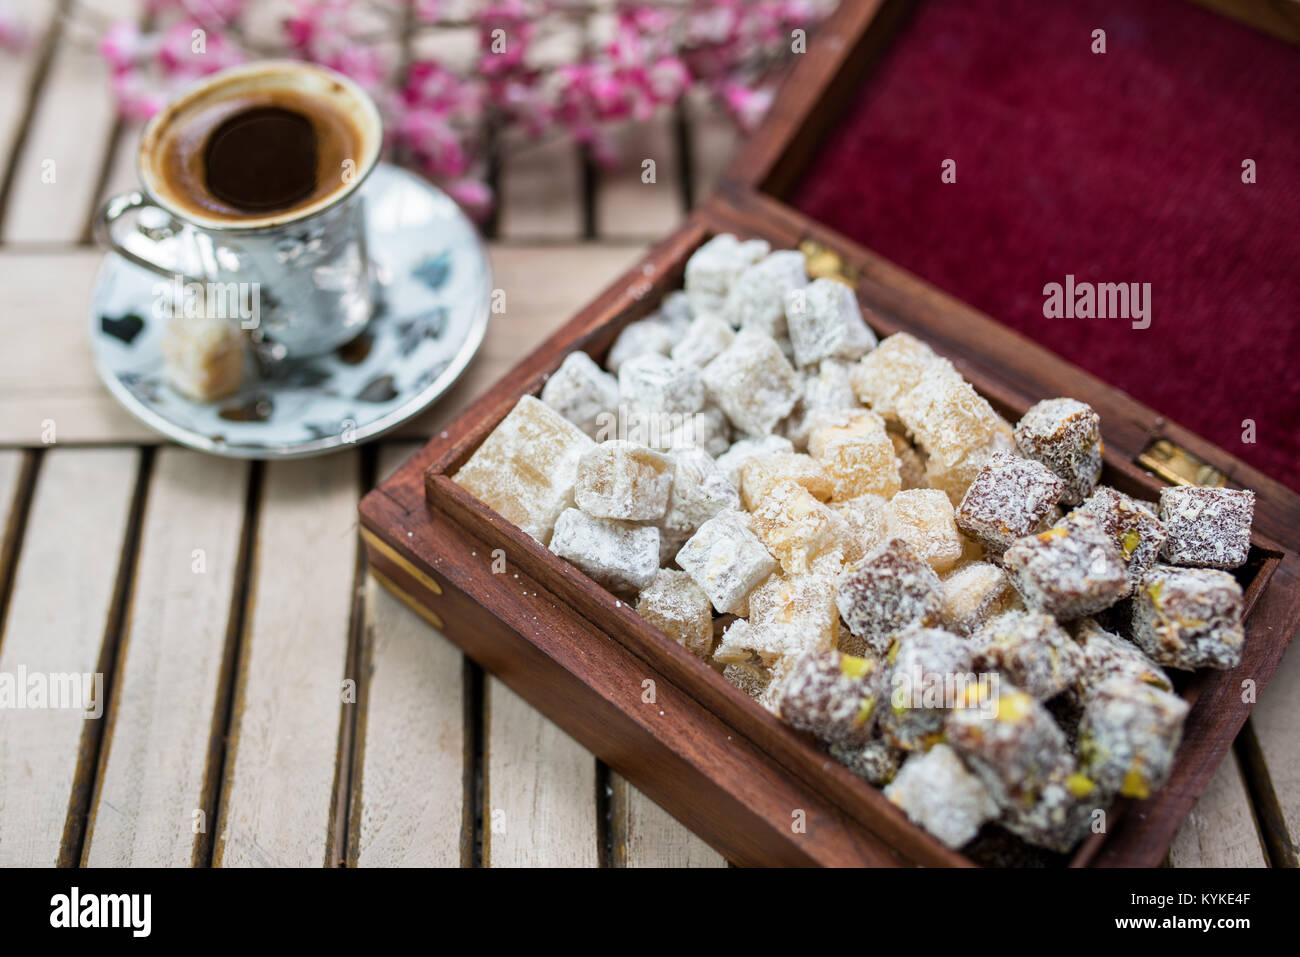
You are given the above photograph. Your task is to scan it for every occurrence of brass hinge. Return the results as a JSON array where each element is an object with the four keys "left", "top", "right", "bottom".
[
  {"left": 799, "top": 239, "right": 859, "bottom": 288},
  {"left": 1136, "top": 437, "right": 1227, "bottom": 488}
]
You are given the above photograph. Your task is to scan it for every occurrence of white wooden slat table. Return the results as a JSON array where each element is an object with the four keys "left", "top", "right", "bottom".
[{"left": 0, "top": 6, "right": 1290, "bottom": 870}]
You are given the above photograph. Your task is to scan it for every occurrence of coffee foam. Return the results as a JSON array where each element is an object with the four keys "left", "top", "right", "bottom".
[{"left": 140, "top": 61, "right": 382, "bottom": 231}]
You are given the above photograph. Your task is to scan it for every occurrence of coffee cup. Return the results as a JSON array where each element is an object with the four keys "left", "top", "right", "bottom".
[{"left": 96, "top": 60, "right": 384, "bottom": 360}]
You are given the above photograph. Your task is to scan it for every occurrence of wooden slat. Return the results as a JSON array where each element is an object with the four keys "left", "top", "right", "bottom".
[
  {"left": 2, "top": 0, "right": 138, "bottom": 243},
  {"left": 349, "top": 443, "right": 465, "bottom": 867},
  {"left": 1168, "top": 752, "right": 1267, "bottom": 867},
  {"left": 483, "top": 678, "right": 598, "bottom": 867},
  {"left": 595, "top": 117, "right": 684, "bottom": 239},
  {"left": 0, "top": 450, "right": 30, "bottom": 578},
  {"left": 81, "top": 449, "right": 249, "bottom": 866},
  {"left": 1248, "top": 632, "right": 1300, "bottom": 855},
  {"left": 0, "top": 249, "right": 155, "bottom": 446},
  {"left": 0, "top": 1, "right": 61, "bottom": 213},
  {"left": 214, "top": 453, "right": 359, "bottom": 867},
  {"left": 611, "top": 773, "right": 727, "bottom": 867},
  {"left": 0, "top": 448, "right": 139, "bottom": 866}
]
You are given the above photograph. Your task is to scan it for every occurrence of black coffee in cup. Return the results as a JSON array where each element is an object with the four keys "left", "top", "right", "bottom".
[{"left": 142, "top": 68, "right": 371, "bottom": 224}]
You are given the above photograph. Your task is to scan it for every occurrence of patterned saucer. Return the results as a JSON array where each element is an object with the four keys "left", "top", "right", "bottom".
[{"left": 88, "top": 163, "right": 492, "bottom": 458}]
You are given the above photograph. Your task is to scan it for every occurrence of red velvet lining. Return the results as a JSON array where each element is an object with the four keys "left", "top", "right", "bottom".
[{"left": 791, "top": 0, "right": 1300, "bottom": 490}]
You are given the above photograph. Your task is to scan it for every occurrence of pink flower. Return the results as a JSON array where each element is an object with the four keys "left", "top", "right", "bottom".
[
  {"left": 146, "top": 0, "right": 245, "bottom": 25},
  {"left": 445, "top": 177, "right": 493, "bottom": 217},
  {"left": 283, "top": 0, "right": 391, "bottom": 89},
  {"left": 100, "top": 21, "right": 145, "bottom": 71},
  {"left": 110, "top": 69, "right": 168, "bottom": 121},
  {"left": 477, "top": 0, "right": 533, "bottom": 77},
  {"left": 158, "top": 19, "right": 243, "bottom": 78},
  {"left": 721, "top": 81, "right": 774, "bottom": 132},
  {"left": 412, "top": 0, "right": 447, "bottom": 23},
  {"left": 403, "top": 61, "right": 482, "bottom": 116},
  {"left": 0, "top": 6, "right": 29, "bottom": 52}
]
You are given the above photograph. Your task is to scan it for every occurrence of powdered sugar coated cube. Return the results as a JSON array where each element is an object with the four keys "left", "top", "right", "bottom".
[
  {"left": 701, "top": 329, "right": 800, "bottom": 436},
  {"left": 573, "top": 440, "right": 674, "bottom": 521},
  {"left": 675, "top": 509, "right": 778, "bottom": 615},
  {"left": 725, "top": 249, "right": 807, "bottom": 337},
  {"left": 453, "top": 395, "right": 595, "bottom": 544},
  {"left": 549, "top": 508, "right": 660, "bottom": 593},
  {"left": 785, "top": 278, "right": 877, "bottom": 367},
  {"left": 541, "top": 351, "right": 620, "bottom": 439},
  {"left": 684, "top": 234, "right": 770, "bottom": 317}
]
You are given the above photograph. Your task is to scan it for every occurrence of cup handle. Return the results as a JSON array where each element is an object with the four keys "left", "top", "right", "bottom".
[{"left": 94, "top": 191, "right": 211, "bottom": 285}]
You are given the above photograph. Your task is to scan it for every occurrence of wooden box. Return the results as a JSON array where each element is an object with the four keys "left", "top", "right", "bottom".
[{"left": 360, "top": 1, "right": 1300, "bottom": 866}]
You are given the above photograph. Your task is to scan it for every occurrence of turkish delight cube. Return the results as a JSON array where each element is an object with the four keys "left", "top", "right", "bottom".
[
  {"left": 1130, "top": 564, "right": 1245, "bottom": 670},
  {"left": 636, "top": 568, "right": 714, "bottom": 658},
  {"left": 646, "top": 403, "right": 732, "bottom": 457},
  {"left": 946, "top": 684, "right": 1072, "bottom": 809},
  {"left": 605, "top": 316, "right": 674, "bottom": 374},
  {"left": 573, "top": 440, "right": 674, "bottom": 521},
  {"left": 722, "top": 660, "right": 773, "bottom": 701},
  {"left": 925, "top": 422, "right": 1014, "bottom": 507},
  {"left": 1078, "top": 677, "right": 1189, "bottom": 799},
  {"left": 656, "top": 290, "right": 694, "bottom": 333},
  {"left": 748, "top": 480, "right": 848, "bottom": 575},
  {"left": 849, "top": 332, "right": 959, "bottom": 419},
  {"left": 712, "top": 600, "right": 832, "bottom": 670},
  {"left": 1077, "top": 485, "right": 1166, "bottom": 589},
  {"left": 1003, "top": 513, "right": 1129, "bottom": 619},
  {"left": 1071, "top": 618, "right": 1173, "bottom": 699},
  {"left": 784, "top": 277, "right": 878, "bottom": 368},
  {"left": 549, "top": 508, "right": 660, "bottom": 593},
  {"left": 541, "top": 351, "right": 620, "bottom": 439},
  {"left": 891, "top": 431, "right": 929, "bottom": 491},
  {"left": 702, "top": 329, "right": 801, "bottom": 436},
  {"left": 1158, "top": 486, "right": 1254, "bottom": 569},
  {"left": 880, "top": 626, "right": 975, "bottom": 750},
  {"left": 885, "top": 489, "right": 965, "bottom": 572},
  {"left": 884, "top": 744, "right": 998, "bottom": 849},
  {"left": 1001, "top": 767, "right": 1103, "bottom": 853},
  {"left": 955, "top": 451, "right": 1064, "bottom": 552},
  {"left": 898, "top": 376, "right": 1000, "bottom": 469},
  {"left": 618, "top": 353, "right": 705, "bottom": 417},
  {"left": 739, "top": 451, "right": 833, "bottom": 510},
  {"left": 831, "top": 493, "right": 889, "bottom": 567},
  {"left": 162, "top": 314, "right": 245, "bottom": 401},
  {"left": 725, "top": 249, "right": 807, "bottom": 337},
  {"left": 836, "top": 538, "right": 944, "bottom": 655},
  {"left": 656, "top": 446, "right": 740, "bottom": 563},
  {"left": 683, "top": 233, "right": 770, "bottom": 316},
  {"left": 829, "top": 739, "right": 903, "bottom": 787},
  {"left": 1014, "top": 398, "right": 1103, "bottom": 505},
  {"left": 748, "top": 570, "right": 840, "bottom": 648},
  {"left": 782, "top": 358, "right": 858, "bottom": 449},
  {"left": 808, "top": 409, "right": 901, "bottom": 501},
  {"left": 970, "top": 610, "right": 1083, "bottom": 700},
  {"left": 773, "top": 650, "right": 884, "bottom": 749},
  {"left": 453, "top": 395, "right": 595, "bottom": 544},
  {"left": 670, "top": 314, "right": 735, "bottom": 369},
  {"left": 940, "top": 562, "right": 1018, "bottom": 636},
  {"left": 675, "top": 509, "right": 777, "bottom": 615},
  {"left": 713, "top": 434, "right": 794, "bottom": 489}
]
